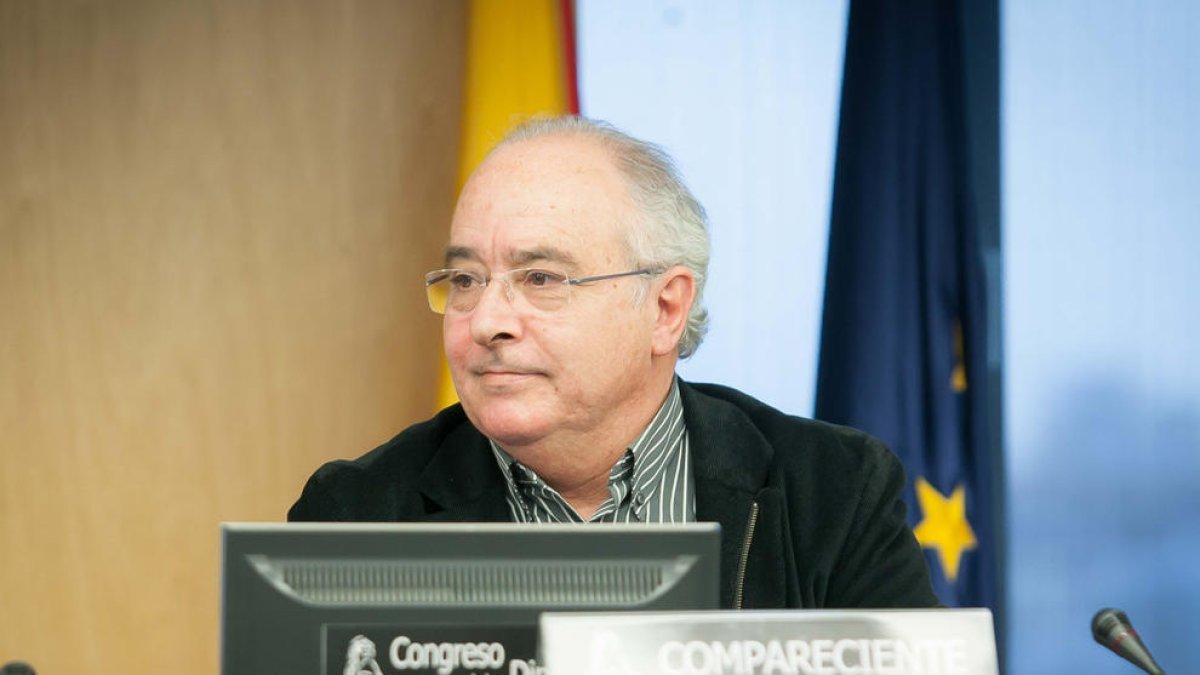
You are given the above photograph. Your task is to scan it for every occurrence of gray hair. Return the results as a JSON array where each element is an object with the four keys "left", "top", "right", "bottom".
[{"left": 496, "top": 116, "right": 711, "bottom": 358}]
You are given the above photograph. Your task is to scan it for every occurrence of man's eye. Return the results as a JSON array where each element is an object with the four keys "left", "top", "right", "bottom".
[
  {"left": 450, "top": 273, "right": 479, "bottom": 290},
  {"left": 524, "top": 270, "right": 563, "bottom": 287}
]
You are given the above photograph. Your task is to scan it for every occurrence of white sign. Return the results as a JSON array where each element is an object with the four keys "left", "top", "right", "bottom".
[{"left": 540, "top": 610, "right": 998, "bottom": 675}]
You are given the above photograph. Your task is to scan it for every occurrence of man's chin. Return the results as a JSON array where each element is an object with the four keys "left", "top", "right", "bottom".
[{"left": 460, "top": 395, "right": 553, "bottom": 447}]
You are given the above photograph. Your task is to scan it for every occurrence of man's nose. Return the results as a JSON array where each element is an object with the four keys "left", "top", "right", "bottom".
[{"left": 468, "top": 278, "right": 521, "bottom": 345}]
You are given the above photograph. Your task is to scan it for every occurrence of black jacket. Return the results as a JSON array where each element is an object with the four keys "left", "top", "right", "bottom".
[{"left": 289, "top": 380, "right": 939, "bottom": 610}]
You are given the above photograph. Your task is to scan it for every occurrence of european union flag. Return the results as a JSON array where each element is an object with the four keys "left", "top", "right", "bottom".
[{"left": 814, "top": 0, "right": 1000, "bottom": 617}]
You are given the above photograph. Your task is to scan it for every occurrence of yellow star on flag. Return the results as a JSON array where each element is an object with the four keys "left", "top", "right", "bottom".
[{"left": 912, "top": 477, "right": 977, "bottom": 582}]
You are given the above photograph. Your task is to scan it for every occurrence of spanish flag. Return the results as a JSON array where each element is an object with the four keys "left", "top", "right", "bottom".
[{"left": 437, "top": 0, "right": 580, "bottom": 410}]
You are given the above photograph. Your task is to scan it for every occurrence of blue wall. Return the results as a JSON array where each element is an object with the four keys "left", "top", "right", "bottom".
[{"left": 1003, "top": 2, "right": 1200, "bottom": 672}]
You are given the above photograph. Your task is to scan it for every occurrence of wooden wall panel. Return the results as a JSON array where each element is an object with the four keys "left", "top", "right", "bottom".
[{"left": 0, "top": 1, "right": 465, "bottom": 671}]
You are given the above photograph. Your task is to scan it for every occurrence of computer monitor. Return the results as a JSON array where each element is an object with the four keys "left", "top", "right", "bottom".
[{"left": 220, "top": 522, "right": 720, "bottom": 675}]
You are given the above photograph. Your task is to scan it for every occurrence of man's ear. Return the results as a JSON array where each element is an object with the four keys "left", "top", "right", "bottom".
[{"left": 651, "top": 266, "right": 696, "bottom": 357}]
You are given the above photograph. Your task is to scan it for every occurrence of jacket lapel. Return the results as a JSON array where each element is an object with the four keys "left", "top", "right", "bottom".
[{"left": 414, "top": 416, "right": 511, "bottom": 522}]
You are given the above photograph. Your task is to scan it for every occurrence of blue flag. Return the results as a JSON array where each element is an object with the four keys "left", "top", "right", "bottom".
[{"left": 814, "top": 0, "right": 999, "bottom": 615}]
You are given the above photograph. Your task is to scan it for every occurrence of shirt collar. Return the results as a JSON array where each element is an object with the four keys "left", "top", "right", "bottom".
[{"left": 488, "top": 378, "right": 685, "bottom": 514}]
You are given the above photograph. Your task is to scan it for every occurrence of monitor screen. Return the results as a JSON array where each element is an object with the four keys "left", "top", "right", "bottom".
[{"left": 220, "top": 522, "right": 720, "bottom": 675}]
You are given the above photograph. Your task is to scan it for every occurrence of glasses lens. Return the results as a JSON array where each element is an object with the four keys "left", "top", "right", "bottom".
[
  {"left": 424, "top": 270, "right": 451, "bottom": 314},
  {"left": 426, "top": 269, "right": 485, "bottom": 314},
  {"left": 513, "top": 269, "right": 570, "bottom": 311}
]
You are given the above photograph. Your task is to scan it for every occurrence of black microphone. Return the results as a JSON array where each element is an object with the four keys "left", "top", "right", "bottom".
[
  {"left": 0, "top": 662, "right": 36, "bottom": 675},
  {"left": 1092, "top": 608, "right": 1165, "bottom": 674}
]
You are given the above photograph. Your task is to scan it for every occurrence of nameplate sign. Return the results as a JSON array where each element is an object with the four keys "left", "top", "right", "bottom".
[{"left": 540, "top": 609, "right": 997, "bottom": 675}]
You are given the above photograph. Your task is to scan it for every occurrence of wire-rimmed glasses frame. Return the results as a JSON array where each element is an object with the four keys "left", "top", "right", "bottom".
[{"left": 424, "top": 267, "right": 659, "bottom": 314}]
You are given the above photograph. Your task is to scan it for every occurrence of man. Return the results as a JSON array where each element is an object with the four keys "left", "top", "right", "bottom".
[{"left": 290, "top": 116, "right": 938, "bottom": 610}]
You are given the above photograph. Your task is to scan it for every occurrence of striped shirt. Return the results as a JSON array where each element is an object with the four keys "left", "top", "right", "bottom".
[{"left": 489, "top": 379, "right": 694, "bottom": 523}]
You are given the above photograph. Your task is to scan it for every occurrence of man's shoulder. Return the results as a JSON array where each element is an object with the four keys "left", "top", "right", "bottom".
[
  {"left": 681, "top": 380, "right": 894, "bottom": 470},
  {"left": 681, "top": 380, "right": 936, "bottom": 609},
  {"left": 357, "top": 404, "right": 476, "bottom": 469},
  {"left": 287, "top": 405, "right": 480, "bottom": 521}
]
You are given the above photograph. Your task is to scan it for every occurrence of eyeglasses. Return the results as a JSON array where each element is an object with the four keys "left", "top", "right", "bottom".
[{"left": 424, "top": 267, "right": 658, "bottom": 314}]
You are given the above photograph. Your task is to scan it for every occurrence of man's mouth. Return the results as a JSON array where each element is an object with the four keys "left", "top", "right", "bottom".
[{"left": 472, "top": 366, "right": 544, "bottom": 382}]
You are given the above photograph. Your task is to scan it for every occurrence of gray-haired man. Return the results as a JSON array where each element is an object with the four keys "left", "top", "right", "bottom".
[{"left": 290, "top": 117, "right": 938, "bottom": 610}]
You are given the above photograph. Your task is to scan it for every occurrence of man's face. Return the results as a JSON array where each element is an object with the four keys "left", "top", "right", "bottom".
[{"left": 443, "top": 134, "right": 660, "bottom": 449}]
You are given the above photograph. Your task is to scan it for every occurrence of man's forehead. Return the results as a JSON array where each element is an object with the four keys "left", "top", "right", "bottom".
[
  {"left": 484, "top": 132, "right": 614, "bottom": 175},
  {"left": 445, "top": 134, "right": 633, "bottom": 270},
  {"left": 459, "top": 134, "right": 628, "bottom": 206}
]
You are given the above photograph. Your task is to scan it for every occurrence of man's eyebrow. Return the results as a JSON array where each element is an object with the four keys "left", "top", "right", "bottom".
[
  {"left": 443, "top": 246, "right": 479, "bottom": 266},
  {"left": 510, "top": 246, "right": 580, "bottom": 270},
  {"left": 442, "top": 244, "right": 581, "bottom": 270}
]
